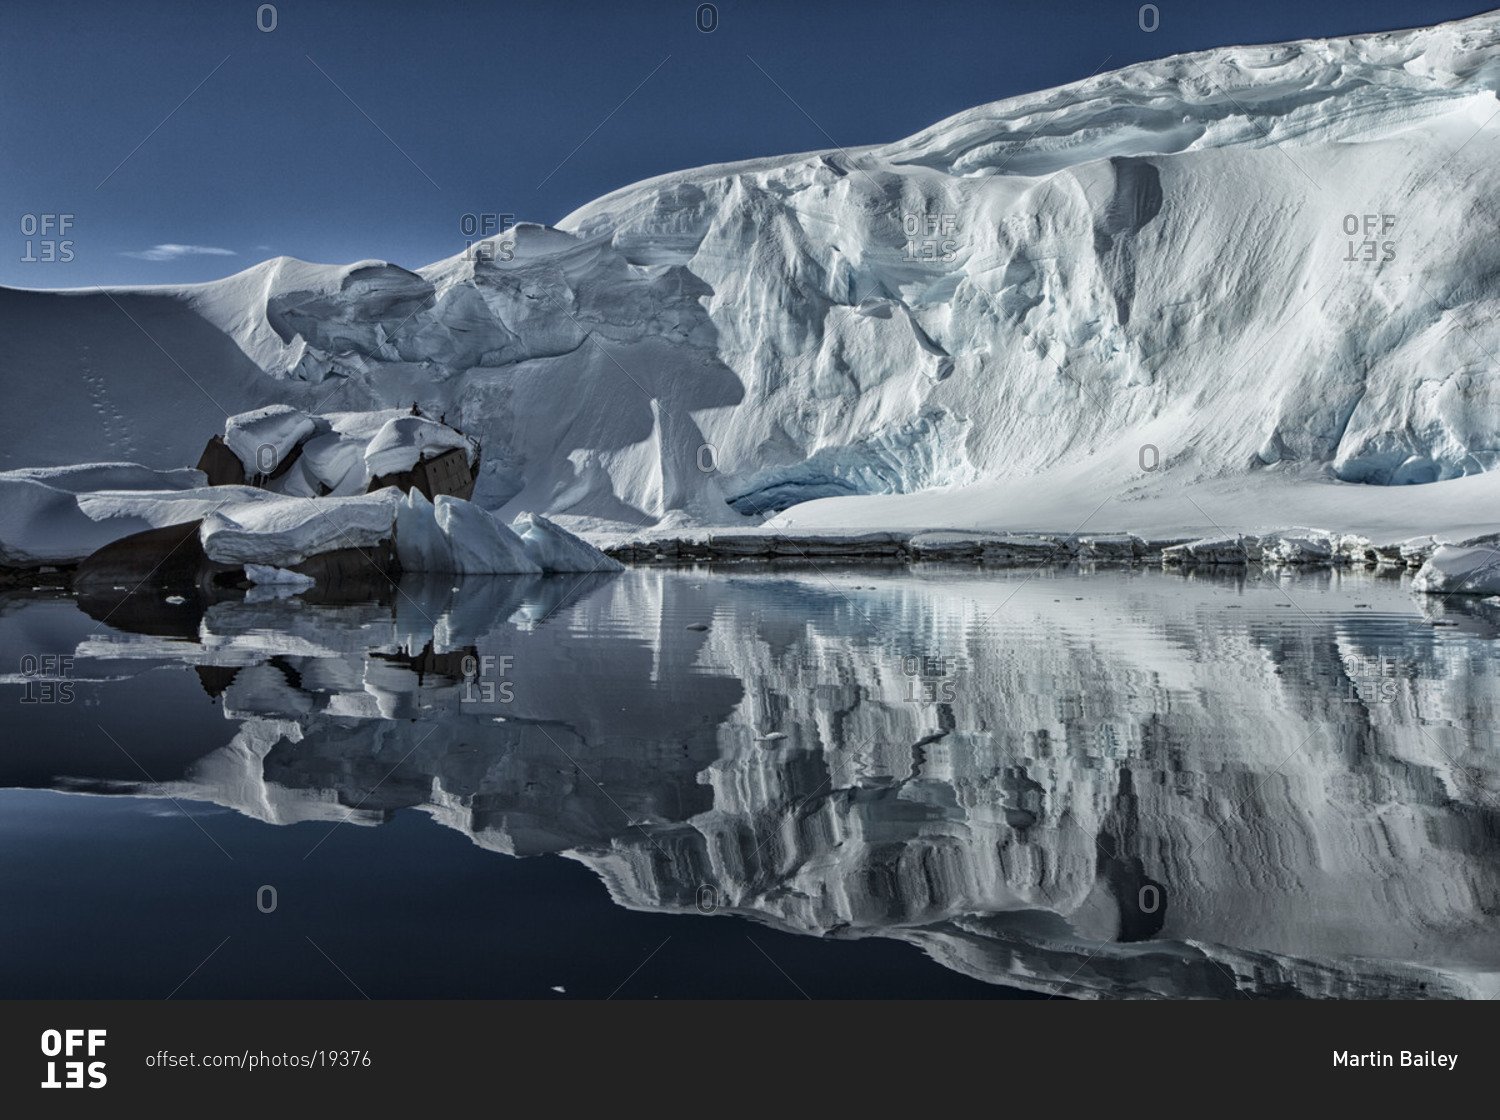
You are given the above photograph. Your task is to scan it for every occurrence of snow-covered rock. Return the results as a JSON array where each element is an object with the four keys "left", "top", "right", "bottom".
[
  {"left": 1412, "top": 544, "right": 1500, "bottom": 595},
  {"left": 363, "top": 415, "right": 476, "bottom": 479},
  {"left": 511, "top": 512, "right": 624, "bottom": 573},
  {"left": 201, "top": 490, "right": 402, "bottom": 567},
  {"left": 223, "top": 405, "right": 316, "bottom": 475}
]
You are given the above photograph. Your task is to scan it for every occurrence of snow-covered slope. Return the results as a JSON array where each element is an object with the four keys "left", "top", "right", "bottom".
[{"left": 5, "top": 12, "right": 1500, "bottom": 539}]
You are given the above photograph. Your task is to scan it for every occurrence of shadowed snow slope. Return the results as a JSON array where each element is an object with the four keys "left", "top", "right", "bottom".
[{"left": 5, "top": 13, "right": 1500, "bottom": 538}]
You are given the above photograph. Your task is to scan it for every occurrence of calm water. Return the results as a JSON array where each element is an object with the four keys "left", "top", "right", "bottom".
[{"left": 2, "top": 564, "right": 1497, "bottom": 999}]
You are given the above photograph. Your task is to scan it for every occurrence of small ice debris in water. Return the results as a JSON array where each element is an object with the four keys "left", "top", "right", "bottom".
[
  {"left": 551, "top": 985, "right": 566, "bottom": 994},
  {"left": 754, "top": 730, "right": 788, "bottom": 743},
  {"left": 686, "top": 622, "right": 710, "bottom": 631},
  {"left": 165, "top": 595, "right": 186, "bottom": 605},
  {"left": 492, "top": 716, "right": 507, "bottom": 722}
]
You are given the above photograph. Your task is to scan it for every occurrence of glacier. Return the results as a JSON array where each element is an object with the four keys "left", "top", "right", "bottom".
[{"left": 3, "top": 13, "right": 1500, "bottom": 550}]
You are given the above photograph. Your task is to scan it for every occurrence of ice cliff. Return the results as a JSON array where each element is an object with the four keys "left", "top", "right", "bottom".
[{"left": 3, "top": 13, "right": 1500, "bottom": 537}]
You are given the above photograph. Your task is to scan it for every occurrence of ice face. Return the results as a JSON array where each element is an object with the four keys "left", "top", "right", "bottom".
[{"left": 4, "top": 14, "right": 1500, "bottom": 541}]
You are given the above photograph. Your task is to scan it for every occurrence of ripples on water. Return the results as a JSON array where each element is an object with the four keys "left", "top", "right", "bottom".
[{"left": 2, "top": 565, "right": 1497, "bottom": 998}]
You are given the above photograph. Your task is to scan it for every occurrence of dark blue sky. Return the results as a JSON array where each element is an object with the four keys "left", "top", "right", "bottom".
[{"left": 3, "top": 0, "right": 1491, "bottom": 287}]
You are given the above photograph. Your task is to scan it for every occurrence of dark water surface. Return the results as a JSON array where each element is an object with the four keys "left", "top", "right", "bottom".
[{"left": 2, "top": 565, "right": 1497, "bottom": 999}]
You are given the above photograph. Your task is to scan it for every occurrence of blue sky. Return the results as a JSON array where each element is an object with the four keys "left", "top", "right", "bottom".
[{"left": 3, "top": 0, "right": 1490, "bottom": 287}]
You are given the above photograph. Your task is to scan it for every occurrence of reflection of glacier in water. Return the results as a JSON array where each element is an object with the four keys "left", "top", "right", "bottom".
[{"left": 11, "top": 564, "right": 1500, "bottom": 999}]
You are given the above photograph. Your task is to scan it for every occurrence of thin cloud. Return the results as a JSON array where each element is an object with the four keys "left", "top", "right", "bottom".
[{"left": 121, "top": 243, "right": 237, "bottom": 262}]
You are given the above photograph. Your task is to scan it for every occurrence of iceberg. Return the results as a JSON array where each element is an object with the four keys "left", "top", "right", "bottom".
[{"left": 511, "top": 512, "right": 624, "bottom": 573}]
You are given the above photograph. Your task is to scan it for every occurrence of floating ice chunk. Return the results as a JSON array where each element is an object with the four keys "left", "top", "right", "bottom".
[
  {"left": 1411, "top": 545, "right": 1500, "bottom": 596},
  {"left": 1162, "top": 536, "right": 1261, "bottom": 565},
  {"left": 511, "top": 512, "right": 624, "bottom": 573},
  {"left": 244, "top": 564, "right": 316, "bottom": 591},
  {"left": 1261, "top": 529, "right": 1335, "bottom": 565},
  {"left": 1400, "top": 536, "right": 1439, "bottom": 568},
  {"left": 1077, "top": 534, "right": 1145, "bottom": 561}
]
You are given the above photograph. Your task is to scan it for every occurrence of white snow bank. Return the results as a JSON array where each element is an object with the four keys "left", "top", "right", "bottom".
[
  {"left": 511, "top": 512, "right": 624, "bottom": 573},
  {"left": 223, "top": 405, "right": 316, "bottom": 475},
  {"left": 298, "top": 430, "right": 368, "bottom": 495},
  {"left": 1411, "top": 545, "right": 1500, "bottom": 596},
  {"left": 0, "top": 476, "right": 122, "bottom": 566},
  {"left": 74, "top": 485, "right": 276, "bottom": 526},
  {"left": 201, "top": 490, "right": 402, "bottom": 567},
  {"left": 0, "top": 470, "right": 268, "bottom": 566},
  {"left": 0, "top": 463, "right": 204, "bottom": 493},
  {"left": 364, "top": 416, "right": 475, "bottom": 479},
  {"left": 394, "top": 491, "right": 539, "bottom": 574}
]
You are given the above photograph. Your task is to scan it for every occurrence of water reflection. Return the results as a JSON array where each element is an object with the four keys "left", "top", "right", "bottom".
[{"left": 4, "top": 564, "right": 1499, "bottom": 999}]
